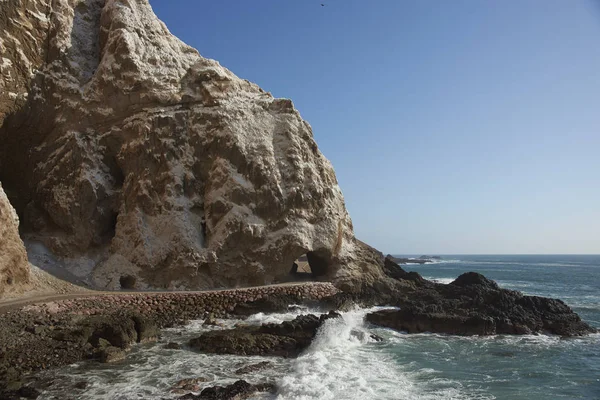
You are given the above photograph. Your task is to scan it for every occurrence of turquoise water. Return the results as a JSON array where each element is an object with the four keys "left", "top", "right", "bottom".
[{"left": 38, "top": 255, "right": 600, "bottom": 400}]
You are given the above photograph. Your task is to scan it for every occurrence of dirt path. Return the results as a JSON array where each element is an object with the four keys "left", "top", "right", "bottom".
[{"left": 0, "top": 282, "right": 319, "bottom": 314}]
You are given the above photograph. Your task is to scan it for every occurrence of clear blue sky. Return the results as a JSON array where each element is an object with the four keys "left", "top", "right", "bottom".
[{"left": 149, "top": 0, "right": 600, "bottom": 254}]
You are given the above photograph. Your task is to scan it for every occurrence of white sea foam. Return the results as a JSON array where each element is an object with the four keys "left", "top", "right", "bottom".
[
  {"left": 275, "top": 308, "right": 488, "bottom": 400},
  {"left": 41, "top": 305, "right": 597, "bottom": 400},
  {"left": 425, "top": 277, "right": 455, "bottom": 284}
]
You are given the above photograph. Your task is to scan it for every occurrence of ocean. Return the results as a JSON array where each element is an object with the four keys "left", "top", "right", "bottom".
[{"left": 36, "top": 255, "right": 600, "bottom": 400}]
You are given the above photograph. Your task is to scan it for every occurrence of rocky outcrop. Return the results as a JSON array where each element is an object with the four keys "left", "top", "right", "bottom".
[
  {"left": 178, "top": 380, "right": 276, "bottom": 400},
  {"left": 0, "top": 282, "right": 337, "bottom": 383},
  {"left": 0, "top": 182, "right": 29, "bottom": 296},
  {"left": 0, "top": 0, "right": 384, "bottom": 291},
  {"left": 189, "top": 312, "right": 341, "bottom": 358},
  {"left": 366, "top": 264, "right": 597, "bottom": 337}
]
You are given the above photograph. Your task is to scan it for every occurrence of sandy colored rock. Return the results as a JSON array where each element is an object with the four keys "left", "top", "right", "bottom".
[
  {"left": 0, "top": 182, "right": 29, "bottom": 296},
  {"left": 0, "top": 0, "right": 389, "bottom": 291}
]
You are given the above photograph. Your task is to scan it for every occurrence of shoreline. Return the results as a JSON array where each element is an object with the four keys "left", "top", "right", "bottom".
[{"left": 0, "top": 282, "right": 338, "bottom": 391}]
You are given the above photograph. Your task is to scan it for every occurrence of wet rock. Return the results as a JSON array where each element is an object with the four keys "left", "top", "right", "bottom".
[
  {"left": 97, "top": 346, "right": 127, "bottom": 363},
  {"left": 189, "top": 312, "right": 341, "bottom": 358},
  {"left": 365, "top": 270, "right": 597, "bottom": 337},
  {"left": 85, "top": 314, "right": 138, "bottom": 348},
  {"left": 132, "top": 314, "right": 159, "bottom": 343},
  {"left": 179, "top": 380, "right": 276, "bottom": 400},
  {"left": 231, "top": 294, "right": 302, "bottom": 317},
  {"left": 366, "top": 309, "right": 496, "bottom": 336},
  {"left": 164, "top": 342, "right": 182, "bottom": 350},
  {"left": 235, "top": 361, "right": 273, "bottom": 375},
  {"left": 203, "top": 315, "right": 222, "bottom": 327},
  {"left": 171, "top": 376, "right": 209, "bottom": 393},
  {"left": 0, "top": 385, "right": 41, "bottom": 400}
]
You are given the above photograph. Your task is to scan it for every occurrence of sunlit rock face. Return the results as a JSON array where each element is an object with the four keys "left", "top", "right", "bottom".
[
  {"left": 0, "top": 0, "right": 386, "bottom": 290},
  {"left": 0, "top": 182, "right": 29, "bottom": 296}
]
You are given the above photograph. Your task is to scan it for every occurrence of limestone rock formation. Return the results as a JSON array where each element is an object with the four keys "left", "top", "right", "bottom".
[
  {"left": 0, "top": 182, "right": 29, "bottom": 296},
  {"left": 0, "top": 0, "right": 384, "bottom": 290}
]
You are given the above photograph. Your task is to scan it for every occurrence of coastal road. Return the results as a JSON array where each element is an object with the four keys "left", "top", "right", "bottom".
[{"left": 0, "top": 281, "right": 323, "bottom": 314}]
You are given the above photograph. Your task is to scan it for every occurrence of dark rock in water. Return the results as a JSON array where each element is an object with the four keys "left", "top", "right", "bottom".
[
  {"left": 96, "top": 346, "right": 127, "bottom": 363},
  {"left": 178, "top": 380, "right": 276, "bottom": 400},
  {"left": 235, "top": 361, "right": 273, "bottom": 375},
  {"left": 231, "top": 294, "right": 303, "bottom": 317},
  {"left": 132, "top": 314, "right": 159, "bottom": 343},
  {"left": 366, "top": 309, "right": 496, "bottom": 336},
  {"left": 189, "top": 312, "right": 341, "bottom": 358},
  {"left": 85, "top": 314, "right": 138, "bottom": 348},
  {"left": 387, "top": 256, "right": 427, "bottom": 265},
  {"left": 365, "top": 268, "right": 597, "bottom": 337},
  {"left": 316, "top": 292, "right": 356, "bottom": 312},
  {"left": 171, "top": 377, "right": 209, "bottom": 394},
  {"left": 164, "top": 342, "right": 181, "bottom": 350},
  {"left": 370, "top": 333, "right": 384, "bottom": 342},
  {"left": 0, "top": 385, "right": 41, "bottom": 399},
  {"left": 450, "top": 272, "right": 499, "bottom": 290},
  {"left": 383, "top": 256, "right": 426, "bottom": 283}
]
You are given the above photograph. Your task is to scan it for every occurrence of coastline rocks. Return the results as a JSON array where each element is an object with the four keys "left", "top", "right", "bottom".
[
  {"left": 235, "top": 361, "right": 273, "bottom": 375},
  {"left": 231, "top": 293, "right": 303, "bottom": 317},
  {"left": 366, "top": 268, "right": 597, "bottom": 336},
  {"left": 0, "top": 283, "right": 338, "bottom": 383},
  {"left": 96, "top": 346, "right": 126, "bottom": 363},
  {"left": 189, "top": 312, "right": 340, "bottom": 358},
  {"left": 366, "top": 309, "right": 496, "bottom": 336},
  {"left": 178, "top": 380, "right": 276, "bottom": 400},
  {"left": 171, "top": 377, "right": 209, "bottom": 394}
]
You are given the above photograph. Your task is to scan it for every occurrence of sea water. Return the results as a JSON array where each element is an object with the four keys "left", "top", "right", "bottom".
[{"left": 36, "top": 255, "right": 600, "bottom": 399}]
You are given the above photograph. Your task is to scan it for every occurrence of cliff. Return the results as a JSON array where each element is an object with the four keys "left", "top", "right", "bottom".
[
  {"left": 0, "top": 182, "right": 29, "bottom": 296},
  {"left": 0, "top": 0, "right": 387, "bottom": 290}
]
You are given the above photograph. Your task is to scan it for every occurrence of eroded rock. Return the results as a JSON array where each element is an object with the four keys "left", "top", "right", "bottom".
[
  {"left": 0, "top": 0, "right": 367, "bottom": 291},
  {"left": 366, "top": 266, "right": 597, "bottom": 337},
  {"left": 0, "top": 182, "right": 29, "bottom": 296},
  {"left": 179, "top": 380, "right": 276, "bottom": 400},
  {"left": 189, "top": 312, "right": 340, "bottom": 357}
]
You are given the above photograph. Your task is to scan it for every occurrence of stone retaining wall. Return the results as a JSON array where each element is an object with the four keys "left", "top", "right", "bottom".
[
  {"left": 23, "top": 282, "right": 338, "bottom": 322},
  {"left": 0, "top": 282, "right": 339, "bottom": 385}
]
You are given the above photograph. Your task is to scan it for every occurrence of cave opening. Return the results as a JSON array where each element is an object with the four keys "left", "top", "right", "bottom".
[{"left": 289, "top": 250, "right": 332, "bottom": 281}]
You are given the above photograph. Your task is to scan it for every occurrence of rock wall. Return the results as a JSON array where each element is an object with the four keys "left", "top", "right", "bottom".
[
  {"left": 0, "top": 182, "right": 30, "bottom": 296},
  {"left": 0, "top": 282, "right": 338, "bottom": 382},
  {"left": 0, "top": 0, "right": 388, "bottom": 290}
]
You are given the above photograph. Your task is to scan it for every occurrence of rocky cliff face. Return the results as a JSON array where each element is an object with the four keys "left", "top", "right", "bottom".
[
  {"left": 0, "top": 0, "right": 386, "bottom": 290},
  {"left": 0, "top": 182, "right": 29, "bottom": 296}
]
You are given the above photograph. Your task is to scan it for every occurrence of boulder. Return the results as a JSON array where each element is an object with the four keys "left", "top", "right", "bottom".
[
  {"left": 179, "top": 380, "right": 275, "bottom": 400},
  {"left": 171, "top": 377, "right": 209, "bottom": 394},
  {"left": 235, "top": 361, "right": 273, "bottom": 375},
  {"left": 164, "top": 342, "right": 182, "bottom": 350},
  {"left": 231, "top": 293, "right": 303, "bottom": 317},
  {"left": 97, "top": 346, "right": 126, "bottom": 363},
  {"left": 189, "top": 312, "right": 340, "bottom": 358}
]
